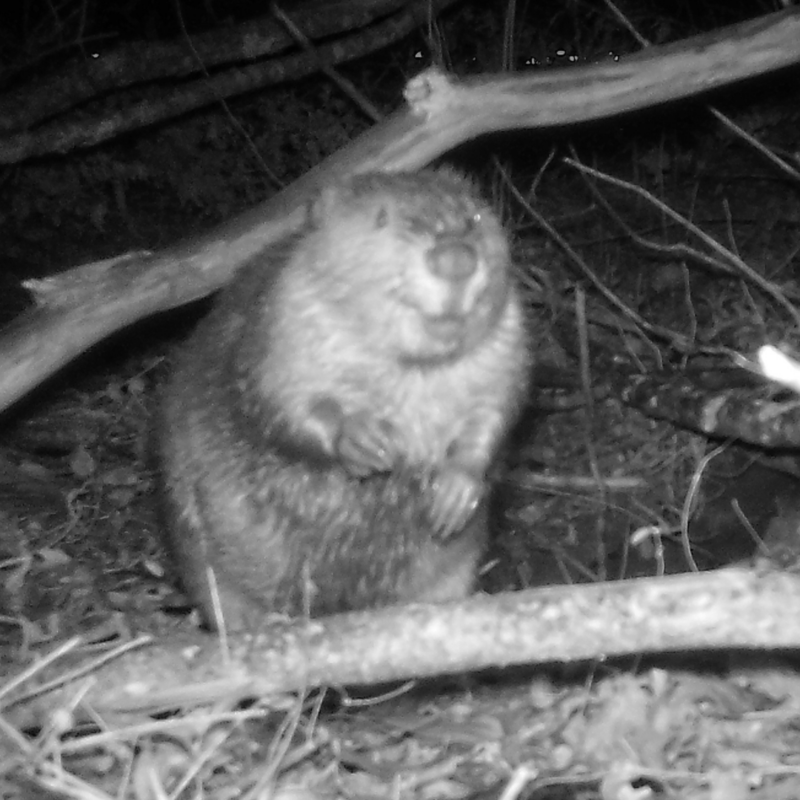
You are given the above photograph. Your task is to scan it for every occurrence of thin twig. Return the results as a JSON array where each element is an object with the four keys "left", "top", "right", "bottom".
[
  {"left": 271, "top": 3, "right": 383, "bottom": 123},
  {"left": 564, "top": 157, "right": 800, "bottom": 329}
]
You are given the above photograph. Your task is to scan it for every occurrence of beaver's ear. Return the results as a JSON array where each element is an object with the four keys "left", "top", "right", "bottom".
[
  {"left": 432, "top": 165, "right": 475, "bottom": 193},
  {"left": 308, "top": 182, "right": 350, "bottom": 227},
  {"left": 306, "top": 188, "right": 329, "bottom": 228}
]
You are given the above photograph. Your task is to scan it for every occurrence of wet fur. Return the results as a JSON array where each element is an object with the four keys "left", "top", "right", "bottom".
[{"left": 159, "top": 170, "right": 530, "bottom": 629}]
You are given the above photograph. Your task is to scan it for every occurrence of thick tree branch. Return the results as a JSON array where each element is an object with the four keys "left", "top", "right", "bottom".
[
  {"left": 0, "top": 9, "right": 798, "bottom": 413},
  {"left": 4, "top": 568, "right": 800, "bottom": 728},
  {"left": 0, "top": 0, "right": 460, "bottom": 161}
]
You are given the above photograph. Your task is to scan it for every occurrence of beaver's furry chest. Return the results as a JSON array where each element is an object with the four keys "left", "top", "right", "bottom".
[{"left": 158, "top": 169, "right": 531, "bottom": 630}]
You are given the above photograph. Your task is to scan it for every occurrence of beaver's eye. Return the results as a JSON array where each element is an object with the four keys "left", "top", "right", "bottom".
[
  {"left": 375, "top": 207, "right": 389, "bottom": 228},
  {"left": 407, "top": 216, "right": 434, "bottom": 237}
]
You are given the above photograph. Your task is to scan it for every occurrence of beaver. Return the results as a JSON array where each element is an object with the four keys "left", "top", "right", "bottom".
[{"left": 158, "top": 169, "right": 530, "bottom": 630}]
